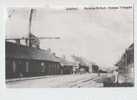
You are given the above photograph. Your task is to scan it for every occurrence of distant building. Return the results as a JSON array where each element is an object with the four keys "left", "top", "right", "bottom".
[
  {"left": 79, "top": 64, "right": 89, "bottom": 74},
  {"left": 115, "top": 43, "right": 134, "bottom": 84},
  {"left": 92, "top": 64, "right": 99, "bottom": 73},
  {"left": 58, "top": 57, "right": 78, "bottom": 74},
  {"left": 71, "top": 55, "right": 90, "bottom": 73}
]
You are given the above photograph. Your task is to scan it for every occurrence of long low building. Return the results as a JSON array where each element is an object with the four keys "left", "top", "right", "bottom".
[{"left": 6, "top": 41, "right": 62, "bottom": 79}]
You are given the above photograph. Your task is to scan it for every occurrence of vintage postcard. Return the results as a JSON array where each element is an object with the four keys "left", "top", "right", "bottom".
[{"left": 5, "top": 6, "right": 134, "bottom": 88}]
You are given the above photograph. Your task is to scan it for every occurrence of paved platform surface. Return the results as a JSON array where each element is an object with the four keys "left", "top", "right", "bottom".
[{"left": 6, "top": 73, "right": 103, "bottom": 88}]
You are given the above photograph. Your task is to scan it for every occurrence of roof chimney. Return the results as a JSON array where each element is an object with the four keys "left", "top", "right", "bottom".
[
  {"left": 15, "top": 39, "right": 20, "bottom": 46},
  {"left": 47, "top": 48, "right": 51, "bottom": 52}
]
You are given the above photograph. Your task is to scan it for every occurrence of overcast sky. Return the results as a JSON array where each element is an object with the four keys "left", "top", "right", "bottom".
[{"left": 6, "top": 7, "right": 133, "bottom": 68}]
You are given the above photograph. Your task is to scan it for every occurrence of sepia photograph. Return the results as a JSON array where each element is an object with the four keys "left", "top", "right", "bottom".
[{"left": 5, "top": 6, "right": 134, "bottom": 88}]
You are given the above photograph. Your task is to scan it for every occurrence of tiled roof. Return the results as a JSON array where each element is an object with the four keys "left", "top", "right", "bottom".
[
  {"left": 6, "top": 41, "right": 59, "bottom": 62},
  {"left": 115, "top": 43, "right": 134, "bottom": 66}
]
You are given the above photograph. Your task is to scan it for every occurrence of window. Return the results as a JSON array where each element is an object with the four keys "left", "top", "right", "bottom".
[
  {"left": 12, "top": 60, "right": 16, "bottom": 72},
  {"left": 26, "top": 61, "right": 29, "bottom": 72},
  {"left": 41, "top": 62, "right": 45, "bottom": 66},
  {"left": 41, "top": 62, "right": 46, "bottom": 72}
]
